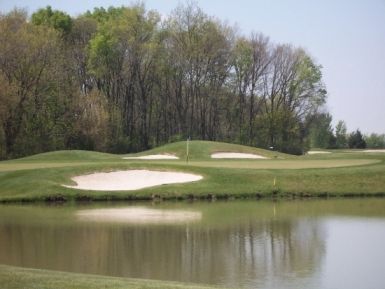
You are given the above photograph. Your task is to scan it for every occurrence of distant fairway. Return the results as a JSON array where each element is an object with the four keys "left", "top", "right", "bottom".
[
  {"left": 0, "top": 162, "right": 94, "bottom": 172},
  {"left": 0, "top": 159, "right": 379, "bottom": 172},
  {"left": 128, "top": 159, "right": 380, "bottom": 170}
]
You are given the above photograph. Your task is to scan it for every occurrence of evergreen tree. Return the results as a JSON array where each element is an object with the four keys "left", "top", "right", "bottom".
[{"left": 348, "top": 129, "right": 366, "bottom": 149}]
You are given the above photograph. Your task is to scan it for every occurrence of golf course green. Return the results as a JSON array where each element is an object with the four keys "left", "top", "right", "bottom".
[{"left": 0, "top": 141, "right": 384, "bottom": 202}]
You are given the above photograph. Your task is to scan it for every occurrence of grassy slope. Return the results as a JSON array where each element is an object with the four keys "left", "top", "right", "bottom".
[
  {"left": 0, "top": 141, "right": 384, "bottom": 202},
  {"left": 128, "top": 140, "right": 292, "bottom": 159},
  {"left": 0, "top": 265, "right": 233, "bottom": 289}
]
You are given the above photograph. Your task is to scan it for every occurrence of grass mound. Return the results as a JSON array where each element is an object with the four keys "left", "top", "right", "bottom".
[
  {"left": 10, "top": 150, "right": 119, "bottom": 163},
  {"left": 123, "top": 140, "right": 291, "bottom": 159}
]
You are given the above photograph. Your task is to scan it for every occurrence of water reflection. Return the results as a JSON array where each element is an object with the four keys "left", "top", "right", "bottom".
[
  {"left": 76, "top": 207, "right": 202, "bottom": 224},
  {"left": 0, "top": 199, "right": 385, "bottom": 289}
]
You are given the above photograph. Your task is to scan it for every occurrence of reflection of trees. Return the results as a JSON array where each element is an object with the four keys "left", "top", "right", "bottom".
[
  {"left": 180, "top": 218, "right": 326, "bottom": 287},
  {"left": 0, "top": 217, "right": 326, "bottom": 288}
]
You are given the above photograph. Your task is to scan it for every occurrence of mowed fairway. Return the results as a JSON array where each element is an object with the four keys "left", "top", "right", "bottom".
[
  {"left": 0, "top": 162, "right": 95, "bottom": 172},
  {"left": 0, "top": 158, "right": 379, "bottom": 172},
  {"left": 148, "top": 159, "right": 380, "bottom": 169}
]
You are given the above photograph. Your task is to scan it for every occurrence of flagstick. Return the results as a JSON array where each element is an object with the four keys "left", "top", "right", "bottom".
[{"left": 186, "top": 137, "right": 189, "bottom": 163}]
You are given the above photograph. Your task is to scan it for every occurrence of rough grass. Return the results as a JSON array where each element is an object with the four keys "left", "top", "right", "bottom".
[
  {"left": 0, "top": 140, "right": 384, "bottom": 202},
  {"left": 0, "top": 264, "right": 233, "bottom": 289}
]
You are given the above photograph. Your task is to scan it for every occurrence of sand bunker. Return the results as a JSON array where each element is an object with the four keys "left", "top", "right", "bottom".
[
  {"left": 363, "top": 150, "right": 385, "bottom": 153},
  {"left": 64, "top": 170, "right": 202, "bottom": 191},
  {"left": 211, "top": 153, "right": 267, "bottom": 159},
  {"left": 307, "top": 151, "right": 332, "bottom": 154},
  {"left": 76, "top": 207, "right": 201, "bottom": 224},
  {"left": 123, "top": 154, "right": 179, "bottom": 160}
]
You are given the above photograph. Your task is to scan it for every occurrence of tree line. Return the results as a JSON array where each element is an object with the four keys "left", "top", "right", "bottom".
[
  {"left": 308, "top": 113, "right": 384, "bottom": 149},
  {"left": 0, "top": 2, "right": 376, "bottom": 160}
]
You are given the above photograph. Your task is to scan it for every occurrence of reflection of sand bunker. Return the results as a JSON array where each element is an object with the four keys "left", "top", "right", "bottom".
[
  {"left": 307, "top": 151, "right": 331, "bottom": 154},
  {"left": 76, "top": 207, "right": 201, "bottom": 224},
  {"left": 123, "top": 155, "right": 179, "bottom": 159},
  {"left": 211, "top": 153, "right": 267, "bottom": 159},
  {"left": 64, "top": 170, "right": 202, "bottom": 191}
]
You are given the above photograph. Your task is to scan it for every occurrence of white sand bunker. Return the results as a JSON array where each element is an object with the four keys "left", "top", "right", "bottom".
[
  {"left": 363, "top": 150, "right": 385, "bottom": 153},
  {"left": 123, "top": 154, "right": 179, "bottom": 160},
  {"left": 76, "top": 207, "right": 201, "bottom": 224},
  {"left": 307, "top": 151, "right": 332, "bottom": 154},
  {"left": 211, "top": 152, "right": 267, "bottom": 159},
  {"left": 64, "top": 170, "right": 202, "bottom": 191}
]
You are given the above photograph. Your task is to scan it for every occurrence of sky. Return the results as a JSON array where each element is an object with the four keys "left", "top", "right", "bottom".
[{"left": 1, "top": 0, "right": 385, "bottom": 135}]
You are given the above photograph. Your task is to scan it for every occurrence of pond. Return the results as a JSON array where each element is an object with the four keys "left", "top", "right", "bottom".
[{"left": 1, "top": 198, "right": 385, "bottom": 289}]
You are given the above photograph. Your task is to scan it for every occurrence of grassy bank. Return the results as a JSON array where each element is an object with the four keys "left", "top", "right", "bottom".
[
  {"left": 0, "top": 265, "right": 234, "bottom": 289},
  {"left": 0, "top": 141, "right": 384, "bottom": 202}
]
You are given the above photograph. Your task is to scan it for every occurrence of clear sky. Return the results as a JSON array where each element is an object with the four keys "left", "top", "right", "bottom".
[{"left": 2, "top": 0, "right": 384, "bottom": 135}]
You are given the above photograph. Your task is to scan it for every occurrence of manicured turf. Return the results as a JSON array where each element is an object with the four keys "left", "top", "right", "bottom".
[
  {"left": 0, "top": 162, "right": 95, "bottom": 172},
  {"left": 0, "top": 159, "right": 379, "bottom": 172},
  {"left": 0, "top": 140, "right": 384, "bottom": 202},
  {"left": 148, "top": 159, "right": 379, "bottom": 169}
]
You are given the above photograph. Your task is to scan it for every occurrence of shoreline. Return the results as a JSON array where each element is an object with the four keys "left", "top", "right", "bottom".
[{"left": 1, "top": 191, "right": 385, "bottom": 204}]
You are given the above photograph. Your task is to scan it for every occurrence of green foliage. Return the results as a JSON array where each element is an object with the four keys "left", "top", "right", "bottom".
[
  {"left": 348, "top": 129, "right": 366, "bottom": 149},
  {"left": 326, "top": 130, "right": 337, "bottom": 149},
  {"left": 84, "top": 6, "right": 124, "bottom": 23},
  {"left": 87, "top": 32, "right": 119, "bottom": 76},
  {"left": 31, "top": 6, "right": 73, "bottom": 38},
  {"left": 253, "top": 109, "right": 306, "bottom": 154},
  {"left": 0, "top": 3, "right": 373, "bottom": 159},
  {"left": 0, "top": 10, "right": 70, "bottom": 158},
  {"left": 85, "top": 4, "right": 163, "bottom": 152},
  {"left": 364, "top": 133, "right": 385, "bottom": 149},
  {"left": 335, "top": 120, "right": 347, "bottom": 148},
  {"left": 289, "top": 52, "right": 327, "bottom": 111},
  {"left": 309, "top": 113, "right": 336, "bottom": 149}
]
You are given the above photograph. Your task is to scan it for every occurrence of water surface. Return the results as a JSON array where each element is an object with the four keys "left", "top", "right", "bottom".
[{"left": 0, "top": 198, "right": 385, "bottom": 289}]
